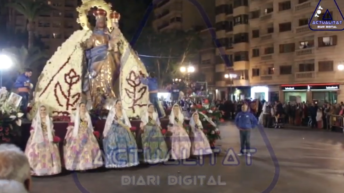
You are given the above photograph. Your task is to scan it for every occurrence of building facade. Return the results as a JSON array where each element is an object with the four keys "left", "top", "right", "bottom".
[
  {"left": 215, "top": 0, "right": 344, "bottom": 104},
  {"left": 8, "top": 0, "right": 79, "bottom": 54}
]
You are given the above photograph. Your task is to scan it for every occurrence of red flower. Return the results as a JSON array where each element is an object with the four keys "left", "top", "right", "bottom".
[
  {"left": 220, "top": 118, "right": 224, "bottom": 122},
  {"left": 161, "top": 129, "right": 167, "bottom": 135},
  {"left": 221, "top": 111, "right": 225, "bottom": 115},
  {"left": 196, "top": 104, "right": 202, "bottom": 109},
  {"left": 53, "top": 136, "right": 61, "bottom": 143},
  {"left": 93, "top": 131, "right": 100, "bottom": 138},
  {"left": 0, "top": 127, "right": 3, "bottom": 131},
  {"left": 130, "top": 127, "right": 137, "bottom": 131},
  {"left": 202, "top": 111, "right": 207, "bottom": 114},
  {"left": 203, "top": 129, "right": 208, "bottom": 133}
]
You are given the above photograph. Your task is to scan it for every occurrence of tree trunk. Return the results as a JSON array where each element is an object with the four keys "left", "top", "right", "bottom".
[{"left": 27, "top": 21, "right": 34, "bottom": 49}]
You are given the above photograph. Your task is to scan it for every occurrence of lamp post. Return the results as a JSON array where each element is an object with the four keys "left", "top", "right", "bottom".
[
  {"left": 0, "top": 54, "right": 13, "bottom": 87},
  {"left": 224, "top": 73, "right": 237, "bottom": 100}
]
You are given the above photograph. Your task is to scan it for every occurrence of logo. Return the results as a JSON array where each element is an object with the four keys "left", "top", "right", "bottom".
[{"left": 309, "top": 0, "right": 344, "bottom": 31}]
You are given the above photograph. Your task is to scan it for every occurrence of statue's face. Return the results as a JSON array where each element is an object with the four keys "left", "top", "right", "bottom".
[
  {"left": 40, "top": 106, "right": 46, "bottom": 116},
  {"left": 193, "top": 113, "right": 199, "bottom": 121},
  {"left": 173, "top": 106, "right": 179, "bottom": 115},
  {"left": 115, "top": 101, "right": 122, "bottom": 109},
  {"left": 80, "top": 103, "right": 86, "bottom": 113},
  {"left": 96, "top": 19, "right": 106, "bottom": 28},
  {"left": 148, "top": 105, "right": 154, "bottom": 113}
]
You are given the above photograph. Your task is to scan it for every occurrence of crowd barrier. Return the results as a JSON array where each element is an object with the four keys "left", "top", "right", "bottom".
[{"left": 327, "top": 114, "right": 344, "bottom": 131}]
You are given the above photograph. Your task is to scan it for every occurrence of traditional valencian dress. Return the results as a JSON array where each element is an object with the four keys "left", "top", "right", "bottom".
[
  {"left": 189, "top": 112, "right": 212, "bottom": 156},
  {"left": 168, "top": 105, "right": 191, "bottom": 160},
  {"left": 103, "top": 102, "right": 139, "bottom": 168},
  {"left": 140, "top": 105, "right": 168, "bottom": 163},
  {"left": 25, "top": 110, "right": 61, "bottom": 176},
  {"left": 63, "top": 106, "right": 103, "bottom": 171}
]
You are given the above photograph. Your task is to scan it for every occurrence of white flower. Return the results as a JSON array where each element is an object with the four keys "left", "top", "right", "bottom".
[
  {"left": 9, "top": 115, "right": 16, "bottom": 119},
  {"left": 16, "top": 119, "right": 22, "bottom": 126},
  {"left": 30, "top": 83, "right": 33, "bottom": 89},
  {"left": 211, "top": 130, "right": 215, "bottom": 134},
  {"left": 208, "top": 110, "right": 213, "bottom": 113},
  {"left": 17, "top": 113, "right": 24, "bottom": 118},
  {"left": 202, "top": 118, "right": 206, "bottom": 121}
]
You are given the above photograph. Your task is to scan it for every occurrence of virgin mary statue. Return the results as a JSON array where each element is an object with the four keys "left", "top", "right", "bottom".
[{"left": 30, "top": 0, "right": 149, "bottom": 119}]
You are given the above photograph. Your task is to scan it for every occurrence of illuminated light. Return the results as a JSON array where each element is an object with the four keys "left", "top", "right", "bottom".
[
  {"left": 180, "top": 66, "right": 186, "bottom": 72},
  {"left": 338, "top": 64, "right": 344, "bottom": 71},
  {"left": 250, "top": 86, "right": 269, "bottom": 101},
  {"left": 0, "top": 54, "right": 13, "bottom": 69},
  {"left": 187, "top": 66, "right": 195, "bottom": 72},
  {"left": 224, "top": 74, "right": 229, "bottom": 78}
]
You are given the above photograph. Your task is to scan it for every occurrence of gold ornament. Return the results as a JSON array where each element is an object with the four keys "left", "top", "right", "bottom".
[{"left": 76, "top": 0, "right": 113, "bottom": 31}]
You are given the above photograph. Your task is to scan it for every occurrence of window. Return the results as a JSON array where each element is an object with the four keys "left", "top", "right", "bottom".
[
  {"left": 318, "top": 12, "right": 332, "bottom": 20},
  {"left": 267, "top": 67, "right": 274, "bottom": 74},
  {"left": 234, "top": 33, "right": 249, "bottom": 43},
  {"left": 226, "top": 21, "right": 233, "bottom": 31},
  {"left": 252, "top": 48, "right": 259, "bottom": 57},
  {"left": 264, "top": 8, "right": 273, "bottom": 14},
  {"left": 264, "top": 47, "right": 274, "bottom": 54},
  {"left": 299, "top": 63, "right": 314, "bottom": 72},
  {"left": 252, "top": 68, "right": 260, "bottom": 76},
  {"left": 299, "top": 40, "right": 314, "bottom": 49},
  {"left": 52, "top": 22, "right": 62, "bottom": 28},
  {"left": 65, "top": 22, "right": 74, "bottom": 28},
  {"left": 298, "top": 0, "right": 307, "bottom": 3},
  {"left": 234, "top": 51, "right": 249, "bottom": 61},
  {"left": 215, "top": 4, "right": 228, "bottom": 15},
  {"left": 318, "top": 61, "right": 334, "bottom": 72},
  {"left": 228, "top": 4, "right": 233, "bottom": 14},
  {"left": 250, "top": 10, "right": 260, "bottom": 19},
  {"left": 318, "top": 36, "right": 337, "bottom": 47},
  {"left": 279, "top": 1, "right": 291, "bottom": 11},
  {"left": 252, "top": 30, "right": 259, "bottom": 38},
  {"left": 217, "top": 38, "right": 227, "bottom": 47},
  {"left": 215, "top": 21, "right": 228, "bottom": 31},
  {"left": 233, "top": 0, "right": 248, "bottom": 8},
  {"left": 201, "top": 59, "right": 211, "bottom": 65},
  {"left": 234, "top": 15, "right": 248, "bottom": 25},
  {"left": 38, "top": 21, "right": 50, "bottom": 27},
  {"left": 279, "top": 22, "right": 292, "bottom": 32},
  {"left": 299, "top": 18, "right": 308, "bottom": 26},
  {"left": 52, "top": 33, "right": 62, "bottom": 39},
  {"left": 227, "top": 37, "right": 233, "bottom": 49},
  {"left": 280, "top": 66, "right": 292, "bottom": 74},
  {"left": 279, "top": 43, "right": 295, "bottom": 53},
  {"left": 170, "top": 17, "right": 182, "bottom": 22},
  {"left": 64, "top": 11, "right": 74, "bottom": 18},
  {"left": 267, "top": 27, "right": 274, "bottom": 33}
]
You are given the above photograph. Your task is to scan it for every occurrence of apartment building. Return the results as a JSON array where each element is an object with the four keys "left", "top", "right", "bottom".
[
  {"left": 215, "top": 0, "right": 344, "bottom": 103},
  {"left": 154, "top": 0, "right": 216, "bottom": 93},
  {"left": 8, "top": 0, "right": 79, "bottom": 54}
]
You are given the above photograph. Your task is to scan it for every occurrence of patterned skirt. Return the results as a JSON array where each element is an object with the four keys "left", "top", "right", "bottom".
[
  {"left": 64, "top": 127, "right": 103, "bottom": 171},
  {"left": 142, "top": 124, "right": 168, "bottom": 163},
  {"left": 25, "top": 136, "right": 61, "bottom": 176},
  {"left": 102, "top": 124, "right": 139, "bottom": 168},
  {"left": 169, "top": 126, "right": 191, "bottom": 160},
  {"left": 191, "top": 129, "right": 212, "bottom": 155}
]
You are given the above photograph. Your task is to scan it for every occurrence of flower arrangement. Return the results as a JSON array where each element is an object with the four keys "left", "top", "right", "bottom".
[{"left": 0, "top": 89, "right": 23, "bottom": 144}]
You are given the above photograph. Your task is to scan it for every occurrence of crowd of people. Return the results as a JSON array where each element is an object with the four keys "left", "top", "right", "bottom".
[{"left": 215, "top": 99, "right": 344, "bottom": 130}]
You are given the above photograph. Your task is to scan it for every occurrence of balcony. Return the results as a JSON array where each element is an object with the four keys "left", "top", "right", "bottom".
[
  {"left": 260, "top": 33, "right": 273, "bottom": 41},
  {"left": 260, "top": 75, "right": 273, "bottom": 80},
  {"left": 157, "top": 10, "right": 170, "bottom": 19},
  {"left": 295, "top": 48, "right": 313, "bottom": 56},
  {"left": 157, "top": 23, "right": 169, "bottom": 30},
  {"left": 294, "top": 0, "right": 317, "bottom": 13},
  {"left": 261, "top": 54, "right": 273, "bottom": 60},
  {"left": 156, "top": 0, "right": 170, "bottom": 8},
  {"left": 295, "top": 72, "right": 314, "bottom": 79},
  {"left": 295, "top": 25, "right": 310, "bottom": 33},
  {"left": 233, "top": 79, "right": 250, "bottom": 86},
  {"left": 260, "top": 13, "right": 272, "bottom": 20}
]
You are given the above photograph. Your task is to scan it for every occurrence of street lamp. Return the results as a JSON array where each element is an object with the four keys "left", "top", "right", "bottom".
[
  {"left": 224, "top": 73, "right": 237, "bottom": 79},
  {"left": 0, "top": 54, "right": 13, "bottom": 87},
  {"left": 338, "top": 64, "right": 344, "bottom": 71}
]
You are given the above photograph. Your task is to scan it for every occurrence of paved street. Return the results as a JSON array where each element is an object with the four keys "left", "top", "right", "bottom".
[{"left": 31, "top": 122, "right": 344, "bottom": 193}]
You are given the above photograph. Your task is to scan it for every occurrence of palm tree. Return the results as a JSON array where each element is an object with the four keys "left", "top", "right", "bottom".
[{"left": 7, "top": 0, "right": 54, "bottom": 49}]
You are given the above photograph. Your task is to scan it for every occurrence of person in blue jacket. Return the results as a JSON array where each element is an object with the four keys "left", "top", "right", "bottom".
[
  {"left": 139, "top": 72, "right": 164, "bottom": 118},
  {"left": 234, "top": 103, "right": 258, "bottom": 157},
  {"left": 13, "top": 68, "right": 32, "bottom": 118}
]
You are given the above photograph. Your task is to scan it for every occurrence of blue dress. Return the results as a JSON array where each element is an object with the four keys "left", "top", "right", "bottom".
[{"left": 102, "top": 118, "right": 139, "bottom": 168}]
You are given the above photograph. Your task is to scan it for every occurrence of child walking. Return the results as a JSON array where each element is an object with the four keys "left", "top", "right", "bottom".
[{"left": 234, "top": 103, "right": 258, "bottom": 157}]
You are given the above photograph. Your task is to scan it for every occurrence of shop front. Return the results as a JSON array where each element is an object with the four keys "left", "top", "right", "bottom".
[{"left": 281, "top": 83, "right": 339, "bottom": 104}]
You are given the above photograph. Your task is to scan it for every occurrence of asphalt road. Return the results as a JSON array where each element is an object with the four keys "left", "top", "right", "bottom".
[{"left": 30, "top": 122, "right": 344, "bottom": 193}]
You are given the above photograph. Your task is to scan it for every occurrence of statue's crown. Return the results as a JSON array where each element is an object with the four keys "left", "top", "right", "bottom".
[
  {"left": 93, "top": 9, "right": 107, "bottom": 19},
  {"left": 110, "top": 11, "right": 120, "bottom": 22}
]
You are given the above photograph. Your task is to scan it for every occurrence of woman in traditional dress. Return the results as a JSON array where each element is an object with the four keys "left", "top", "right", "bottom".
[
  {"left": 103, "top": 100, "right": 139, "bottom": 168},
  {"left": 64, "top": 102, "right": 103, "bottom": 171},
  {"left": 168, "top": 104, "right": 191, "bottom": 160},
  {"left": 140, "top": 104, "right": 168, "bottom": 164},
  {"left": 189, "top": 112, "right": 212, "bottom": 157},
  {"left": 25, "top": 105, "right": 61, "bottom": 176}
]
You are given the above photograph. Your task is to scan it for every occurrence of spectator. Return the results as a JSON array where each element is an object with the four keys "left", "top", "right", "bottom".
[
  {"left": 0, "top": 180, "right": 28, "bottom": 193},
  {"left": 13, "top": 68, "right": 33, "bottom": 119},
  {"left": 0, "top": 144, "right": 30, "bottom": 192},
  {"left": 234, "top": 104, "right": 258, "bottom": 157}
]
